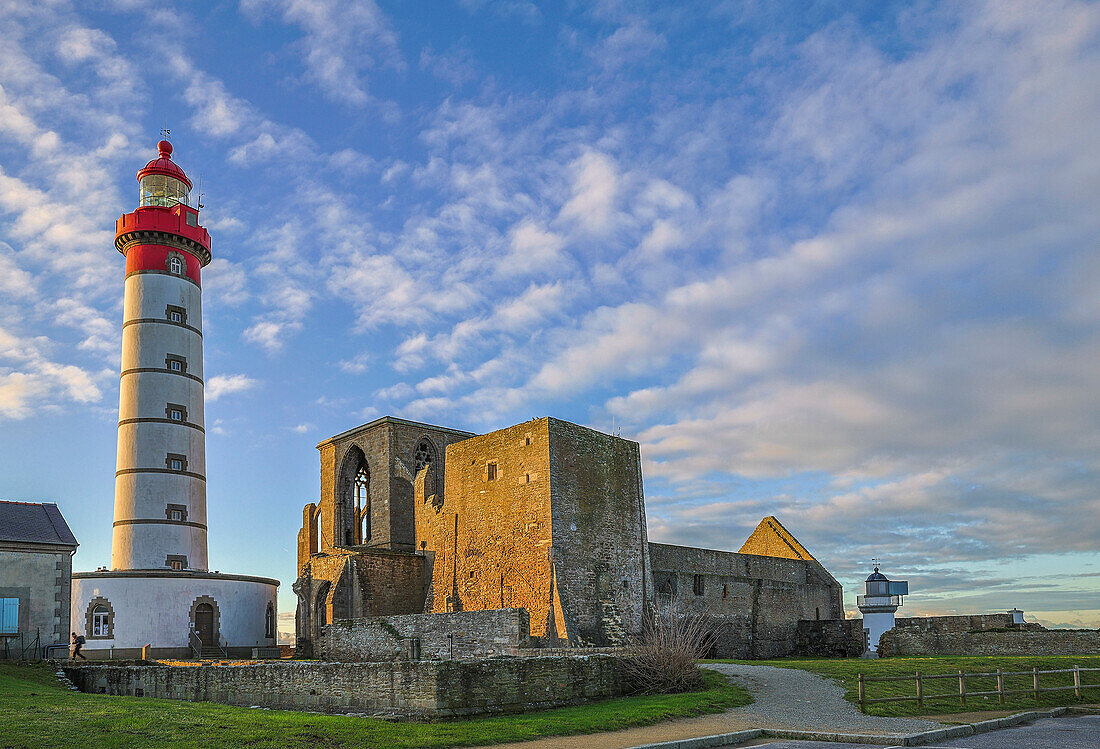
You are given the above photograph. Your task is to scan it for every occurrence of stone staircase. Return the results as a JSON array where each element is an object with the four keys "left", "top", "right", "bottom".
[{"left": 199, "top": 646, "right": 224, "bottom": 659}]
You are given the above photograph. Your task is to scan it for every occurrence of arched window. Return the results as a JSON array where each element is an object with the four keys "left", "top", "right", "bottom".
[
  {"left": 85, "top": 597, "right": 115, "bottom": 640},
  {"left": 413, "top": 438, "right": 438, "bottom": 501},
  {"left": 413, "top": 439, "right": 434, "bottom": 475},
  {"left": 355, "top": 465, "right": 370, "bottom": 543},
  {"left": 265, "top": 602, "right": 276, "bottom": 639},
  {"left": 92, "top": 606, "right": 110, "bottom": 637},
  {"left": 313, "top": 509, "right": 322, "bottom": 552},
  {"left": 169, "top": 256, "right": 183, "bottom": 275}
]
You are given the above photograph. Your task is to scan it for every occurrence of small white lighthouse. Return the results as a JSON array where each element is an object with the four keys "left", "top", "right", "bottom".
[
  {"left": 857, "top": 560, "right": 908, "bottom": 654},
  {"left": 71, "top": 139, "right": 278, "bottom": 658}
]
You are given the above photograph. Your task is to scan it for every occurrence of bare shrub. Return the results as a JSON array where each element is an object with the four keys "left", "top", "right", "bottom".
[{"left": 626, "top": 601, "right": 719, "bottom": 694}]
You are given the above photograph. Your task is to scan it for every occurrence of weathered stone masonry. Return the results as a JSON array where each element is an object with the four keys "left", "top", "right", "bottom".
[
  {"left": 416, "top": 418, "right": 652, "bottom": 646},
  {"left": 294, "top": 417, "right": 472, "bottom": 655},
  {"left": 65, "top": 655, "right": 631, "bottom": 718},
  {"left": 295, "top": 415, "right": 848, "bottom": 659},
  {"left": 650, "top": 540, "right": 845, "bottom": 659},
  {"left": 319, "top": 609, "right": 530, "bottom": 661},
  {"left": 879, "top": 614, "right": 1100, "bottom": 657}
]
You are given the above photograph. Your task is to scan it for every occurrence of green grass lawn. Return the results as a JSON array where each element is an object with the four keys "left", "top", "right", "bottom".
[
  {"left": 705, "top": 655, "right": 1100, "bottom": 718},
  {"left": 0, "top": 662, "right": 750, "bottom": 749}
]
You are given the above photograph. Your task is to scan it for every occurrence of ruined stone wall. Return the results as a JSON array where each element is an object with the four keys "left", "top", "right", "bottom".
[
  {"left": 892, "top": 614, "right": 1025, "bottom": 633},
  {"left": 796, "top": 618, "right": 867, "bottom": 657},
  {"left": 318, "top": 609, "right": 530, "bottom": 661},
  {"left": 416, "top": 418, "right": 650, "bottom": 645},
  {"left": 297, "top": 418, "right": 472, "bottom": 649},
  {"left": 546, "top": 418, "right": 651, "bottom": 645},
  {"left": 293, "top": 548, "right": 425, "bottom": 654},
  {"left": 649, "top": 542, "right": 843, "bottom": 659},
  {"left": 418, "top": 419, "right": 557, "bottom": 637},
  {"left": 65, "top": 656, "right": 631, "bottom": 717},
  {"left": 879, "top": 627, "right": 1100, "bottom": 657},
  {"left": 315, "top": 418, "right": 472, "bottom": 554}
]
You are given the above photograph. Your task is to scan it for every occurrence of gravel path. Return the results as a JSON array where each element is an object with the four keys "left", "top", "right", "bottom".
[
  {"left": 472, "top": 664, "right": 942, "bottom": 749},
  {"left": 700, "top": 662, "right": 943, "bottom": 734}
]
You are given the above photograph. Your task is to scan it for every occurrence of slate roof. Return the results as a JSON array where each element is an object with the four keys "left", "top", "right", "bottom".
[{"left": 0, "top": 501, "right": 78, "bottom": 547}]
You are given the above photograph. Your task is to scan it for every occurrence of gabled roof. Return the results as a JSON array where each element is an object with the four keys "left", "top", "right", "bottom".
[
  {"left": 317, "top": 415, "right": 476, "bottom": 448},
  {"left": 0, "top": 501, "right": 78, "bottom": 547},
  {"left": 737, "top": 515, "right": 814, "bottom": 561}
]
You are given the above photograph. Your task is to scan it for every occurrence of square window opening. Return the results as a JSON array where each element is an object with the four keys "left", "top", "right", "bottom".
[{"left": 0, "top": 598, "right": 18, "bottom": 635}]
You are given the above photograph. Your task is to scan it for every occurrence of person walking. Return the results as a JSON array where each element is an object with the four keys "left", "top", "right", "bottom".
[{"left": 70, "top": 631, "right": 86, "bottom": 660}]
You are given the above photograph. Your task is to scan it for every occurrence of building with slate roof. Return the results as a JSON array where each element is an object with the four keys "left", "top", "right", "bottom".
[{"left": 0, "top": 501, "right": 78, "bottom": 654}]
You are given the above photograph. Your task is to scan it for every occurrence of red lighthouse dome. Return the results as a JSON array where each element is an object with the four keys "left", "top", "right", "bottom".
[{"left": 136, "top": 139, "right": 193, "bottom": 189}]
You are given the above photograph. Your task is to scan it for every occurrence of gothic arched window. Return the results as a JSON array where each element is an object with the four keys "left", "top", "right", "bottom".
[
  {"left": 413, "top": 438, "right": 439, "bottom": 503},
  {"left": 265, "top": 602, "right": 276, "bottom": 639},
  {"left": 413, "top": 439, "right": 434, "bottom": 475},
  {"left": 355, "top": 465, "right": 370, "bottom": 543}
]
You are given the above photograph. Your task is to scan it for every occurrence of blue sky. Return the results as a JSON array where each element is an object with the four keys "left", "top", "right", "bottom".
[{"left": 1, "top": 0, "right": 1099, "bottom": 630}]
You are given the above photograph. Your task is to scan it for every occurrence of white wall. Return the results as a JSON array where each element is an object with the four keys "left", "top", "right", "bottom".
[{"left": 71, "top": 573, "right": 276, "bottom": 651}]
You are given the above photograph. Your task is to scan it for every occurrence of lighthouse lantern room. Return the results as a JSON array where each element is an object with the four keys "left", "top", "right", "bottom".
[{"left": 857, "top": 560, "right": 908, "bottom": 654}]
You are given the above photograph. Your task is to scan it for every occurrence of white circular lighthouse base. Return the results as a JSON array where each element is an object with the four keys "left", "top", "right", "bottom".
[{"left": 71, "top": 570, "right": 278, "bottom": 659}]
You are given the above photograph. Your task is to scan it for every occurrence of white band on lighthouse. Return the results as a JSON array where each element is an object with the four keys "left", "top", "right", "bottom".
[{"left": 112, "top": 269, "right": 208, "bottom": 571}]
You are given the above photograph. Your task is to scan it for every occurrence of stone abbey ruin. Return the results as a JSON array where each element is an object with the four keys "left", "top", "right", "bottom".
[{"left": 293, "top": 415, "right": 866, "bottom": 661}]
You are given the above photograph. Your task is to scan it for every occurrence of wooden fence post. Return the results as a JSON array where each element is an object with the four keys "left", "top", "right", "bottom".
[
  {"left": 958, "top": 670, "right": 967, "bottom": 707},
  {"left": 1033, "top": 666, "right": 1040, "bottom": 701},
  {"left": 858, "top": 673, "right": 865, "bottom": 713},
  {"left": 916, "top": 671, "right": 923, "bottom": 709},
  {"left": 996, "top": 668, "right": 1005, "bottom": 705},
  {"left": 1074, "top": 665, "right": 1081, "bottom": 700}
]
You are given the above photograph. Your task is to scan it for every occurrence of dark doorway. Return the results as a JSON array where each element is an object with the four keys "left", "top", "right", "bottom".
[{"left": 195, "top": 603, "right": 214, "bottom": 645}]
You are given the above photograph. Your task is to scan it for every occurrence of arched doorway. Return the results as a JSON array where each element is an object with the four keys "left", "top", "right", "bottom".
[{"left": 195, "top": 603, "right": 215, "bottom": 645}]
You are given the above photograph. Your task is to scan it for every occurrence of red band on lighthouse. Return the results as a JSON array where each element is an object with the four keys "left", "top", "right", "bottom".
[{"left": 124, "top": 244, "right": 202, "bottom": 285}]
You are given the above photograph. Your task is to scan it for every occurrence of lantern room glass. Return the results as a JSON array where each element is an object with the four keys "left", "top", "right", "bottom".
[{"left": 139, "top": 174, "right": 190, "bottom": 208}]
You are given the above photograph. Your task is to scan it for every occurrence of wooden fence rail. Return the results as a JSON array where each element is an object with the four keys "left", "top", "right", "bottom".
[{"left": 857, "top": 665, "right": 1100, "bottom": 713}]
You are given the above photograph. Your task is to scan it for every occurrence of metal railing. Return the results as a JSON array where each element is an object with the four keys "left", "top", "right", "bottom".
[
  {"left": 858, "top": 665, "right": 1100, "bottom": 712},
  {"left": 0, "top": 631, "right": 41, "bottom": 661},
  {"left": 856, "top": 595, "right": 902, "bottom": 608},
  {"left": 188, "top": 630, "right": 202, "bottom": 659}
]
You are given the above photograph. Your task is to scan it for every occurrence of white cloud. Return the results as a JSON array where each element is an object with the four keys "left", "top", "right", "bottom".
[
  {"left": 558, "top": 151, "right": 620, "bottom": 235},
  {"left": 241, "top": 0, "right": 403, "bottom": 106},
  {"left": 0, "top": 326, "right": 103, "bottom": 419},
  {"left": 206, "top": 374, "right": 258, "bottom": 401},
  {"left": 505, "top": 220, "right": 567, "bottom": 275}
]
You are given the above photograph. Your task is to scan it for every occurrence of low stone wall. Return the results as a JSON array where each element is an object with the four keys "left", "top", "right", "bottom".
[
  {"left": 318, "top": 609, "right": 530, "bottom": 661},
  {"left": 892, "top": 614, "right": 1037, "bottom": 633},
  {"left": 64, "top": 655, "right": 631, "bottom": 718},
  {"left": 879, "top": 627, "right": 1100, "bottom": 657},
  {"left": 795, "top": 619, "right": 867, "bottom": 657}
]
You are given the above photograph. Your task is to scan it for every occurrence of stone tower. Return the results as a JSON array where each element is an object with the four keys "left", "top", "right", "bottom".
[{"left": 111, "top": 139, "right": 210, "bottom": 572}]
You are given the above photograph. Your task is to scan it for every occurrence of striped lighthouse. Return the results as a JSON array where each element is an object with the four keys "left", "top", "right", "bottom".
[
  {"left": 71, "top": 140, "right": 277, "bottom": 659},
  {"left": 111, "top": 139, "right": 210, "bottom": 573}
]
